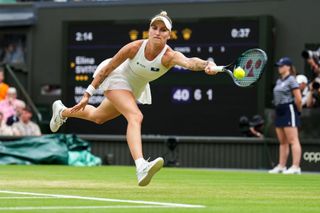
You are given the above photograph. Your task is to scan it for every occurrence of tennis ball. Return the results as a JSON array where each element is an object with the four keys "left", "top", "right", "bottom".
[{"left": 233, "top": 67, "right": 246, "bottom": 79}]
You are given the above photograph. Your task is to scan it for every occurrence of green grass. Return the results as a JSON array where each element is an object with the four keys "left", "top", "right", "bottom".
[{"left": 0, "top": 166, "right": 319, "bottom": 212}]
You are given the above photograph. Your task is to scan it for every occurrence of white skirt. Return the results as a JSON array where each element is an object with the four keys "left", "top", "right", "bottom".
[{"left": 93, "top": 58, "right": 152, "bottom": 105}]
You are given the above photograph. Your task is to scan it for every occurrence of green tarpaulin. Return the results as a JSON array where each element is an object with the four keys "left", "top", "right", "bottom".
[{"left": 0, "top": 134, "right": 101, "bottom": 166}]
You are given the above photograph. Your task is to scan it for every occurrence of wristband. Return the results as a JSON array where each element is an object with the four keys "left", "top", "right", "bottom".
[{"left": 85, "top": 85, "right": 96, "bottom": 96}]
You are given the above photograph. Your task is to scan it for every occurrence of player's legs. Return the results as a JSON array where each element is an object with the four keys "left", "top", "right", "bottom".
[
  {"left": 61, "top": 98, "right": 121, "bottom": 124},
  {"left": 105, "top": 89, "right": 143, "bottom": 160},
  {"left": 105, "top": 89, "right": 163, "bottom": 186},
  {"left": 50, "top": 96, "right": 121, "bottom": 132},
  {"left": 275, "top": 127, "right": 289, "bottom": 167},
  {"left": 52, "top": 89, "right": 163, "bottom": 186},
  {"left": 283, "top": 127, "right": 301, "bottom": 167}
]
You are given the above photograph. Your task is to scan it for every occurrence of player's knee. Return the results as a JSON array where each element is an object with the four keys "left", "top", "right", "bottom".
[
  {"left": 287, "top": 137, "right": 298, "bottom": 145},
  {"left": 279, "top": 139, "right": 288, "bottom": 145},
  {"left": 128, "top": 111, "right": 143, "bottom": 124},
  {"left": 89, "top": 113, "right": 107, "bottom": 125},
  {"left": 94, "top": 117, "right": 106, "bottom": 125}
]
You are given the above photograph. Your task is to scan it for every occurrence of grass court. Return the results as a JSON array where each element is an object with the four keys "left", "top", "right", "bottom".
[{"left": 0, "top": 166, "right": 319, "bottom": 213}]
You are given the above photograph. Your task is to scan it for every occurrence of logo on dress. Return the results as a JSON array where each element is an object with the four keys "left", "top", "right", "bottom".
[
  {"left": 151, "top": 67, "right": 160, "bottom": 72},
  {"left": 136, "top": 62, "right": 146, "bottom": 68}
]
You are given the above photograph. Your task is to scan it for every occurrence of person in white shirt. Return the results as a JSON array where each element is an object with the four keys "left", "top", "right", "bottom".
[
  {"left": 296, "top": 74, "right": 310, "bottom": 107},
  {"left": 12, "top": 106, "right": 41, "bottom": 136},
  {"left": 0, "top": 111, "right": 13, "bottom": 135}
]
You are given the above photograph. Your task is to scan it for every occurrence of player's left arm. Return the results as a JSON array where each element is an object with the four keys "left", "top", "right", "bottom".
[{"left": 167, "top": 50, "right": 218, "bottom": 75}]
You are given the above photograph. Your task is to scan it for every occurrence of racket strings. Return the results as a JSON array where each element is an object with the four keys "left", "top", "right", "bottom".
[{"left": 235, "top": 49, "right": 267, "bottom": 87}]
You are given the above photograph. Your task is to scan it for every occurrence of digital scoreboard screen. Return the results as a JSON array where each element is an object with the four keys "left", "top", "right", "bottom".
[{"left": 64, "top": 17, "right": 264, "bottom": 136}]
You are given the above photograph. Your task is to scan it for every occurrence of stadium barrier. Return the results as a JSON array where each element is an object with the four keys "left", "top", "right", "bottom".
[
  {"left": 79, "top": 134, "right": 320, "bottom": 172},
  {"left": 1, "top": 134, "right": 319, "bottom": 171}
]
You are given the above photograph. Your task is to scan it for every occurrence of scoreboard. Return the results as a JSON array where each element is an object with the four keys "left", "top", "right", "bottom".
[{"left": 63, "top": 16, "right": 272, "bottom": 136}]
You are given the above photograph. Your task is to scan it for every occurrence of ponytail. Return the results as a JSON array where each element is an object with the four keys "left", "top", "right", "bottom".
[{"left": 290, "top": 65, "right": 297, "bottom": 76}]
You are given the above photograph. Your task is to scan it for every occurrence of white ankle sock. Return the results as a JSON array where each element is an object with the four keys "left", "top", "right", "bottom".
[
  {"left": 135, "top": 158, "right": 145, "bottom": 170},
  {"left": 59, "top": 109, "right": 66, "bottom": 120}
]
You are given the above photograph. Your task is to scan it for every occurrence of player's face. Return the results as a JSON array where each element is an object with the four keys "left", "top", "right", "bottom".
[{"left": 149, "top": 21, "right": 170, "bottom": 45}]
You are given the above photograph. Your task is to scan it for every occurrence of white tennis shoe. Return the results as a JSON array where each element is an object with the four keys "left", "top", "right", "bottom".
[
  {"left": 283, "top": 166, "right": 301, "bottom": 175},
  {"left": 137, "top": 157, "right": 164, "bottom": 186},
  {"left": 50, "top": 100, "right": 67, "bottom": 132},
  {"left": 268, "top": 165, "right": 287, "bottom": 174}
]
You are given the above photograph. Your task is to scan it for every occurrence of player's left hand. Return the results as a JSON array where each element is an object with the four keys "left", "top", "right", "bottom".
[
  {"left": 70, "top": 93, "right": 90, "bottom": 113},
  {"left": 204, "top": 61, "right": 218, "bottom": 75}
]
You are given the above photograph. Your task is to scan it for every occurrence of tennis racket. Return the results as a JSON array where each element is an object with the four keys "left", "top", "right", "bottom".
[{"left": 215, "top": 48, "right": 268, "bottom": 87}]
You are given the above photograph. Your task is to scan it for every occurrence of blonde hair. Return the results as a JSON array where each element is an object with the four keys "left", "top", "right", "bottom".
[{"left": 152, "top": 11, "right": 172, "bottom": 25}]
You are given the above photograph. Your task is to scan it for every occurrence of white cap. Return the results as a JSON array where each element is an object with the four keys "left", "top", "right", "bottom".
[
  {"left": 296, "top": 74, "right": 308, "bottom": 84},
  {"left": 150, "top": 11, "right": 172, "bottom": 31},
  {"left": 7, "top": 87, "right": 17, "bottom": 94}
]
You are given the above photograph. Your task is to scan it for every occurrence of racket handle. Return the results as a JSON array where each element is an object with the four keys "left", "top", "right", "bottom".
[{"left": 214, "top": 66, "right": 225, "bottom": 72}]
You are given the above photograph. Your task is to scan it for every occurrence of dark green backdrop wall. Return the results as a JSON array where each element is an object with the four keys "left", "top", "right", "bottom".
[{"left": 28, "top": 0, "right": 319, "bottom": 106}]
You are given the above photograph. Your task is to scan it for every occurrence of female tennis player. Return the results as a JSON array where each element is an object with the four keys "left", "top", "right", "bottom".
[
  {"left": 50, "top": 11, "right": 218, "bottom": 186},
  {"left": 269, "top": 57, "right": 302, "bottom": 174}
]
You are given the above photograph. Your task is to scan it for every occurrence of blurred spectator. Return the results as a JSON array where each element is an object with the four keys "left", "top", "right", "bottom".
[
  {"left": 249, "top": 115, "right": 264, "bottom": 138},
  {"left": 0, "top": 111, "right": 13, "bottom": 136},
  {"left": 239, "top": 115, "right": 264, "bottom": 138},
  {"left": 303, "top": 48, "right": 320, "bottom": 108},
  {"left": 0, "top": 33, "right": 26, "bottom": 64},
  {"left": 12, "top": 106, "right": 41, "bottom": 136},
  {"left": 0, "top": 67, "right": 9, "bottom": 101},
  {"left": 239, "top": 116, "right": 251, "bottom": 136},
  {"left": 306, "top": 57, "right": 320, "bottom": 78},
  {"left": 1, "top": 44, "right": 14, "bottom": 64},
  {"left": 6, "top": 99, "right": 26, "bottom": 126},
  {"left": 296, "top": 74, "right": 310, "bottom": 107},
  {"left": 2, "top": 43, "right": 25, "bottom": 64},
  {"left": 306, "top": 78, "right": 320, "bottom": 108},
  {"left": 0, "top": 87, "right": 24, "bottom": 121}
]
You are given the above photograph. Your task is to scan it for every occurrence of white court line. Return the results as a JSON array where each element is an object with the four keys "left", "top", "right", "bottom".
[
  {"left": 0, "top": 190, "right": 205, "bottom": 208},
  {"left": 0, "top": 206, "right": 173, "bottom": 211},
  {"left": 0, "top": 197, "right": 56, "bottom": 199}
]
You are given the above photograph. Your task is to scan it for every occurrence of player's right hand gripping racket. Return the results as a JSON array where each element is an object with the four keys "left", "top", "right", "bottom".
[{"left": 214, "top": 48, "right": 268, "bottom": 87}]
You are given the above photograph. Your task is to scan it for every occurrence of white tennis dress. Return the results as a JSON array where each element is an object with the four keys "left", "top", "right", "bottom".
[{"left": 93, "top": 39, "right": 170, "bottom": 104}]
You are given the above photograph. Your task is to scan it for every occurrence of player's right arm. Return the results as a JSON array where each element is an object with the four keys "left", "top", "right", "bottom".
[
  {"left": 90, "top": 41, "right": 141, "bottom": 90},
  {"left": 70, "top": 40, "right": 142, "bottom": 113}
]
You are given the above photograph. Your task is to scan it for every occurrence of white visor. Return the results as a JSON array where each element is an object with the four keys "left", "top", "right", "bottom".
[{"left": 150, "top": 16, "right": 172, "bottom": 31}]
